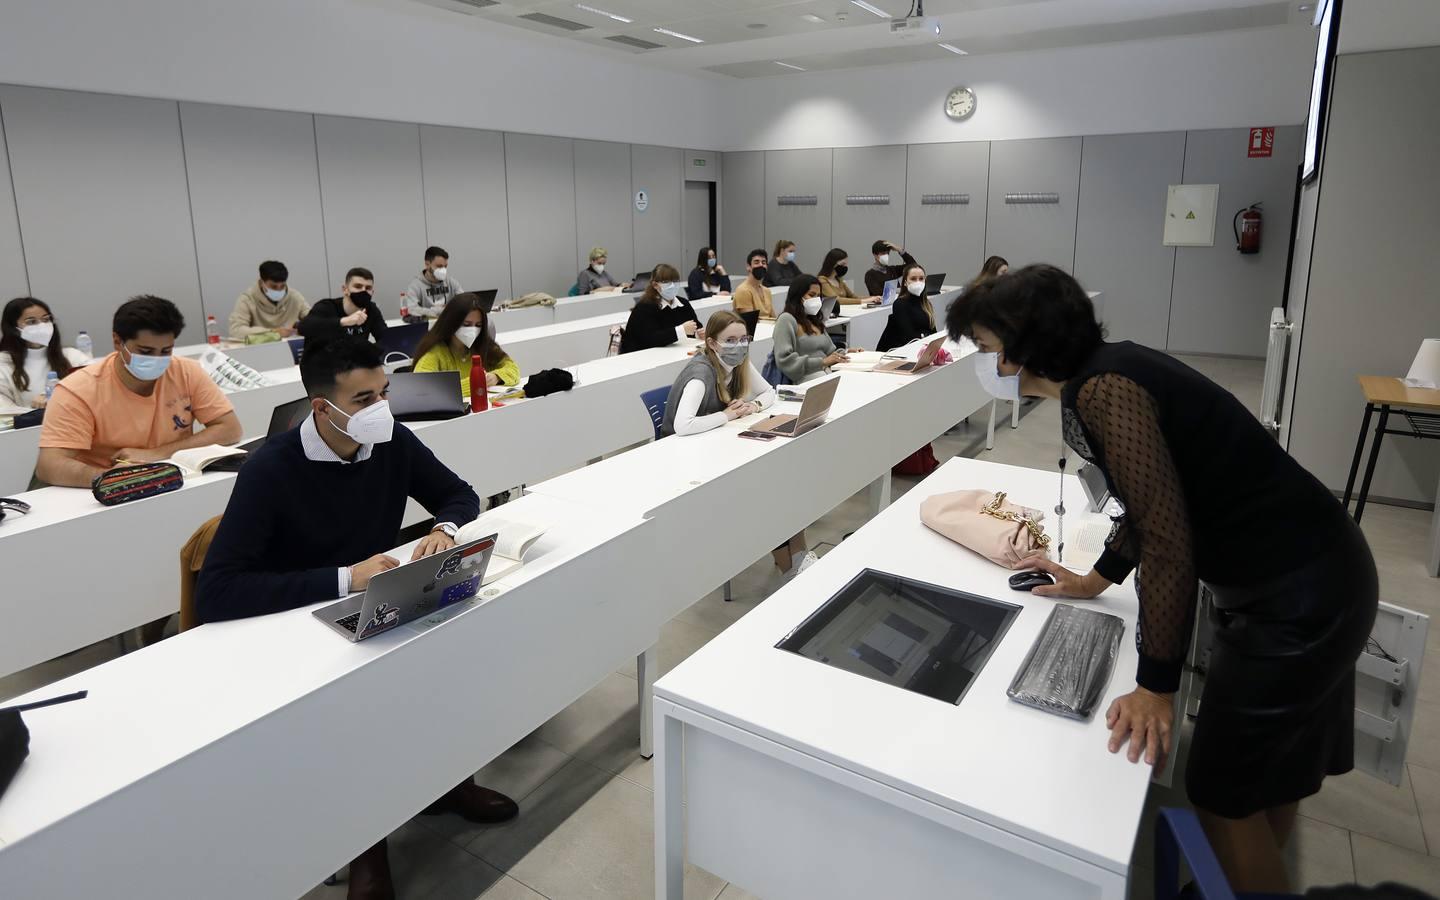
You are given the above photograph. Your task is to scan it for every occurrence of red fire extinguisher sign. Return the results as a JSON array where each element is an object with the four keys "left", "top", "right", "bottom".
[{"left": 1248, "top": 127, "right": 1274, "bottom": 158}]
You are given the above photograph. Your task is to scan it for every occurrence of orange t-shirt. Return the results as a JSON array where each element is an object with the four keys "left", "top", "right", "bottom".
[{"left": 39, "top": 353, "right": 235, "bottom": 469}]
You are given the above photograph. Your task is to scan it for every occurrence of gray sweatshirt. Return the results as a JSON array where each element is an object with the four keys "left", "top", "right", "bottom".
[{"left": 402, "top": 271, "right": 463, "bottom": 320}]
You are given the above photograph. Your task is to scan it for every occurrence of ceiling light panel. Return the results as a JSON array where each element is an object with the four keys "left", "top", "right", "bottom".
[
  {"left": 575, "top": 4, "right": 633, "bottom": 24},
  {"left": 653, "top": 26, "right": 705, "bottom": 43},
  {"left": 849, "top": 0, "right": 890, "bottom": 19}
]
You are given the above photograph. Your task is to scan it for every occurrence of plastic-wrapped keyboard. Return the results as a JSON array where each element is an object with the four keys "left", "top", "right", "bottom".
[{"left": 1007, "top": 604, "right": 1125, "bottom": 720}]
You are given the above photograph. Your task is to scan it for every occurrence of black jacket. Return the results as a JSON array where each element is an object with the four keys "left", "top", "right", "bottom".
[
  {"left": 299, "top": 296, "right": 389, "bottom": 351},
  {"left": 764, "top": 259, "right": 802, "bottom": 288},
  {"left": 619, "top": 298, "right": 701, "bottom": 354},
  {"left": 875, "top": 294, "right": 935, "bottom": 352}
]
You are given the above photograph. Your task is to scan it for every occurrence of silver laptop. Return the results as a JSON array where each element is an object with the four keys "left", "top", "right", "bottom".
[
  {"left": 746, "top": 376, "right": 840, "bottom": 438},
  {"left": 313, "top": 535, "right": 497, "bottom": 641}
]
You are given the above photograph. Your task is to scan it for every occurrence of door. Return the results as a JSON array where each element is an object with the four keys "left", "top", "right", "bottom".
[{"left": 684, "top": 181, "right": 715, "bottom": 267}]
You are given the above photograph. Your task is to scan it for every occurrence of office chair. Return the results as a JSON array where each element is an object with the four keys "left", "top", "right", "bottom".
[
  {"left": 640, "top": 385, "right": 670, "bottom": 441},
  {"left": 1154, "top": 808, "right": 1299, "bottom": 900}
]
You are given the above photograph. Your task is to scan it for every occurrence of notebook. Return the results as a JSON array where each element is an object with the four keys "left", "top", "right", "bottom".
[{"left": 164, "top": 444, "right": 248, "bottom": 475}]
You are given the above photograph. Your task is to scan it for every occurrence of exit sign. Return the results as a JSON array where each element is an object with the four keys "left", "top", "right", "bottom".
[{"left": 692, "top": 158, "right": 707, "bottom": 167}]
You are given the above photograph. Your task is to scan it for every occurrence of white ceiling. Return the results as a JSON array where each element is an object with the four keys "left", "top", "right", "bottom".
[{"left": 413, "top": 0, "right": 1318, "bottom": 76}]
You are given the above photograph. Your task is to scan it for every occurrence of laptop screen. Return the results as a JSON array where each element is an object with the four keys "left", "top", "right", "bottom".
[
  {"left": 387, "top": 371, "right": 467, "bottom": 421},
  {"left": 881, "top": 279, "right": 899, "bottom": 306}
]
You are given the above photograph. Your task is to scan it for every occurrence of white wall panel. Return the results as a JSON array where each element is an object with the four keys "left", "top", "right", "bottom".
[{"left": 420, "top": 125, "right": 513, "bottom": 300}]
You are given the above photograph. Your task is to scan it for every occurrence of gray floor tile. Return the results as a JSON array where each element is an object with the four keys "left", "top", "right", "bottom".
[
  {"left": 466, "top": 758, "right": 725, "bottom": 900},
  {"left": 1289, "top": 814, "right": 1356, "bottom": 891},
  {"left": 1410, "top": 763, "right": 1440, "bottom": 856},
  {"left": 1301, "top": 766, "right": 1428, "bottom": 854},
  {"left": 1406, "top": 697, "right": 1440, "bottom": 776},
  {"left": 531, "top": 672, "right": 644, "bottom": 781},
  {"left": 416, "top": 731, "right": 574, "bottom": 848},
  {"left": 297, "top": 820, "right": 496, "bottom": 900},
  {"left": 426, "top": 864, "right": 540, "bottom": 900},
  {"left": 617, "top": 615, "right": 722, "bottom": 681},
  {"left": 1352, "top": 833, "right": 1440, "bottom": 893}
]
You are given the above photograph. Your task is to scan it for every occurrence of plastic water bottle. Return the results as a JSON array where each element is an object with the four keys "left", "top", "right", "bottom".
[
  {"left": 470, "top": 355, "right": 489, "bottom": 413},
  {"left": 75, "top": 330, "right": 92, "bottom": 359},
  {"left": 44, "top": 370, "right": 59, "bottom": 400},
  {"left": 206, "top": 315, "right": 220, "bottom": 345}
]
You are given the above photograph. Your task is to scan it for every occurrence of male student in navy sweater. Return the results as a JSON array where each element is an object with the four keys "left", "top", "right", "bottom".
[{"left": 197, "top": 338, "right": 516, "bottom": 900}]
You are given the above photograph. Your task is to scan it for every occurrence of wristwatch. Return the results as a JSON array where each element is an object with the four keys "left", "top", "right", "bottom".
[{"left": 432, "top": 522, "right": 459, "bottom": 539}]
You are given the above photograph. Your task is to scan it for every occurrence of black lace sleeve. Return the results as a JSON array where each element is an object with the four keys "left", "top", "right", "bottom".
[{"left": 1074, "top": 373, "right": 1196, "bottom": 694}]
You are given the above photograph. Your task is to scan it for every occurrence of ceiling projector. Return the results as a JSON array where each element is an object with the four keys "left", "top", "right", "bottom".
[{"left": 890, "top": 15, "right": 940, "bottom": 38}]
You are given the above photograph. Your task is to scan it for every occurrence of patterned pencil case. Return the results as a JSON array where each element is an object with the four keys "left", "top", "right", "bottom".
[{"left": 91, "top": 463, "right": 184, "bottom": 507}]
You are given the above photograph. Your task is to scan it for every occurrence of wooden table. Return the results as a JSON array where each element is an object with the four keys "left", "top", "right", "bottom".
[{"left": 1342, "top": 375, "right": 1440, "bottom": 576}]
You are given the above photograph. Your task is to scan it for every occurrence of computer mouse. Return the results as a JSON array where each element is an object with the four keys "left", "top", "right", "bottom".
[{"left": 1008, "top": 570, "right": 1056, "bottom": 592}]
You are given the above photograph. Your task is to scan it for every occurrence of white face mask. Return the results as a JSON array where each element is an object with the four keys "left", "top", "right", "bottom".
[
  {"left": 658, "top": 282, "right": 680, "bottom": 301},
  {"left": 454, "top": 325, "right": 482, "bottom": 347},
  {"left": 19, "top": 322, "right": 54, "bottom": 346},
  {"left": 878, "top": 253, "right": 896, "bottom": 267},
  {"left": 906, "top": 280, "right": 927, "bottom": 297},
  {"left": 786, "top": 251, "right": 796, "bottom": 263},
  {"left": 802, "top": 297, "right": 823, "bottom": 316},
  {"left": 432, "top": 266, "right": 448, "bottom": 281},
  {"left": 592, "top": 263, "right": 605, "bottom": 274},
  {"left": 974, "top": 352, "right": 1021, "bottom": 402},
  {"left": 326, "top": 399, "right": 395, "bottom": 445}
]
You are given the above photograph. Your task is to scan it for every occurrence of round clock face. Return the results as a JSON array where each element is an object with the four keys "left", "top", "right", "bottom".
[{"left": 945, "top": 87, "right": 976, "bottom": 120}]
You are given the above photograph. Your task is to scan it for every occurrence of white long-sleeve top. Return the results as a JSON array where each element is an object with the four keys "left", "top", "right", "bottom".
[{"left": 671, "top": 361, "right": 776, "bottom": 436}]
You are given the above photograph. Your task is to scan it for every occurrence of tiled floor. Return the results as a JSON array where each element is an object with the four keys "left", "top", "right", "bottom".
[{"left": 6, "top": 354, "right": 1440, "bottom": 899}]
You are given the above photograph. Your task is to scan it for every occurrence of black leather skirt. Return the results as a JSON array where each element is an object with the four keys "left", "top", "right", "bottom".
[{"left": 1185, "top": 515, "right": 1379, "bottom": 819}]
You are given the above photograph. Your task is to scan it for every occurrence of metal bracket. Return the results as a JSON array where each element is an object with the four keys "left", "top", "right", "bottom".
[{"left": 1355, "top": 708, "right": 1398, "bottom": 743}]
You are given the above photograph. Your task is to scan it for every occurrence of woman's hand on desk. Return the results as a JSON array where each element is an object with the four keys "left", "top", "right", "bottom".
[
  {"left": 822, "top": 351, "right": 848, "bottom": 368},
  {"left": 682, "top": 321, "right": 700, "bottom": 337},
  {"left": 1020, "top": 555, "right": 1110, "bottom": 599},
  {"left": 1106, "top": 687, "right": 1173, "bottom": 767},
  {"left": 724, "top": 400, "right": 757, "bottom": 420}
]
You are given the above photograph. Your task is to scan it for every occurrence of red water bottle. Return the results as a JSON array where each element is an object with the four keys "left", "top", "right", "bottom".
[
  {"left": 470, "top": 355, "right": 488, "bottom": 412},
  {"left": 206, "top": 315, "right": 220, "bottom": 344}
]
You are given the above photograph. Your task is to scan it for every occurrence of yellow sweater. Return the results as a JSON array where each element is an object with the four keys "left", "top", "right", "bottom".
[{"left": 414, "top": 343, "right": 521, "bottom": 398}]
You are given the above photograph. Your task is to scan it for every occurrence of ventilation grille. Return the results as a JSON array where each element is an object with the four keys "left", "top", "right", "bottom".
[
  {"left": 607, "top": 34, "right": 665, "bottom": 50},
  {"left": 776, "top": 195, "right": 818, "bottom": 206},
  {"left": 921, "top": 193, "right": 970, "bottom": 205},
  {"left": 845, "top": 195, "right": 890, "bottom": 206},
  {"left": 519, "top": 12, "right": 591, "bottom": 30},
  {"left": 451, "top": 0, "right": 499, "bottom": 8}
]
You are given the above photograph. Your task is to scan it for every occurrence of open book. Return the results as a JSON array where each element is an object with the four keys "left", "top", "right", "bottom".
[
  {"left": 166, "top": 444, "right": 248, "bottom": 476},
  {"left": 455, "top": 516, "right": 548, "bottom": 585}
]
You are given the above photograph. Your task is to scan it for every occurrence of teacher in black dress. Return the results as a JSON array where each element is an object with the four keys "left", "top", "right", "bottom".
[{"left": 948, "top": 265, "right": 1378, "bottom": 893}]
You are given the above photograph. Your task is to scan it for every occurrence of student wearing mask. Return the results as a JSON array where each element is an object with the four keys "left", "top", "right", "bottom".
[
  {"left": 402, "top": 246, "right": 463, "bottom": 323},
  {"left": 620, "top": 264, "right": 703, "bottom": 354},
  {"left": 730, "top": 249, "right": 776, "bottom": 336},
  {"left": 412, "top": 293, "right": 519, "bottom": 398},
  {"left": 949, "top": 265, "right": 1377, "bottom": 893},
  {"left": 864, "top": 239, "right": 919, "bottom": 297},
  {"left": 36, "top": 296, "right": 241, "bottom": 487},
  {"left": 773, "top": 275, "right": 853, "bottom": 383},
  {"left": 687, "top": 247, "right": 730, "bottom": 301},
  {"left": 299, "top": 267, "right": 389, "bottom": 352},
  {"left": 196, "top": 337, "right": 516, "bottom": 900},
  {"left": 0, "top": 297, "right": 90, "bottom": 415},
  {"left": 765, "top": 240, "right": 802, "bottom": 288},
  {"left": 662, "top": 310, "right": 774, "bottom": 437},
  {"left": 817, "top": 248, "right": 881, "bottom": 309},
  {"left": 577, "top": 247, "right": 629, "bottom": 295},
  {"left": 875, "top": 262, "right": 937, "bottom": 352},
  {"left": 229, "top": 260, "right": 310, "bottom": 340}
]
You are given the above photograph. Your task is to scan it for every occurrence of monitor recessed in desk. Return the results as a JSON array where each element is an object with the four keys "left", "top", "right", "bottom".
[{"left": 776, "top": 569, "right": 1019, "bottom": 706}]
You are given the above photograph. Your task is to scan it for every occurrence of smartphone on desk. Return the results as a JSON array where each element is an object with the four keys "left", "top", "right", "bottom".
[{"left": 738, "top": 430, "right": 779, "bottom": 442}]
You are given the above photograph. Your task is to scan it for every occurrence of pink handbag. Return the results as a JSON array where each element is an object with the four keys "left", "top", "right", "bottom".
[{"left": 919, "top": 490, "right": 1051, "bottom": 569}]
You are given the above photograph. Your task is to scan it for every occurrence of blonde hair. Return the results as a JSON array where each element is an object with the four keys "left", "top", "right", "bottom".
[
  {"left": 702, "top": 310, "right": 749, "bottom": 403},
  {"left": 588, "top": 247, "right": 607, "bottom": 262}
]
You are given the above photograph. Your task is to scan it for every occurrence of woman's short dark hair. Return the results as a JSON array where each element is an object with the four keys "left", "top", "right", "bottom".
[
  {"left": 114, "top": 295, "right": 185, "bottom": 340},
  {"left": 2, "top": 296, "right": 75, "bottom": 392},
  {"left": 946, "top": 264, "right": 1103, "bottom": 382},
  {"left": 818, "top": 248, "right": 847, "bottom": 278}
]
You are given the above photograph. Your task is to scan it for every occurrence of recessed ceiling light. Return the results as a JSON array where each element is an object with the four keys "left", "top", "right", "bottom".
[
  {"left": 653, "top": 26, "right": 705, "bottom": 43},
  {"left": 775, "top": 61, "right": 806, "bottom": 71},
  {"left": 574, "top": 3, "right": 633, "bottom": 24},
  {"left": 747, "top": 23, "right": 767, "bottom": 30},
  {"left": 800, "top": 13, "right": 825, "bottom": 24},
  {"left": 938, "top": 43, "right": 967, "bottom": 55},
  {"left": 1297, "top": 3, "right": 1314, "bottom": 10},
  {"left": 850, "top": 1, "right": 890, "bottom": 19}
]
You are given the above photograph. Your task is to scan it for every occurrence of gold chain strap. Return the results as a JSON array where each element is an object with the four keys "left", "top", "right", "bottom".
[{"left": 979, "top": 491, "right": 1051, "bottom": 549}]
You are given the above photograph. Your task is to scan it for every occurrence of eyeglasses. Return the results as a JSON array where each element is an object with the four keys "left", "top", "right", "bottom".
[{"left": 717, "top": 338, "right": 751, "bottom": 348}]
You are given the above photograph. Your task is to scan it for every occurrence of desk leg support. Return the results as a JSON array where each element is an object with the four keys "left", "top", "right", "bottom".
[
  {"left": 1429, "top": 468, "right": 1440, "bottom": 578},
  {"left": 654, "top": 708, "right": 684, "bottom": 900},
  {"left": 986, "top": 400, "right": 997, "bottom": 451},
  {"left": 1343, "top": 403, "right": 1376, "bottom": 511},
  {"left": 1010, "top": 399, "right": 1019, "bottom": 429},
  {"left": 868, "top": 471, "right": 892, "bottom": 516},
  {"left": 1355, "top": 405, "right": 1390, "bottom": 524},
  {"left": 638, "top": 644, "right": 656, "bottom": 759}
]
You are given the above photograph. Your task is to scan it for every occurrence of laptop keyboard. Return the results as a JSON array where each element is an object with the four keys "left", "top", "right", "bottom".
[
  {"left": 895, "top": 361, "right": 917, "bottom": 371},
  {"left": 773, "top": 419, "right": 798, "bottom": 436},
  {"left": 335, "top": 611, "right": 361, "bottom": 633}
]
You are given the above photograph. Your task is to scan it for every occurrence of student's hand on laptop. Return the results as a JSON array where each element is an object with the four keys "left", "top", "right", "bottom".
[
  {"left": 411, "top": 529, "right": 456, "bottom": 561},
  {"left": 865, "top": 297, "right": 882, "bottom": 308},
  {"left": 351, "top": 554, "right": 400, "bottom": 590},
  {"left": 113, "top": 447, "right": 166, "bottom": 465}
]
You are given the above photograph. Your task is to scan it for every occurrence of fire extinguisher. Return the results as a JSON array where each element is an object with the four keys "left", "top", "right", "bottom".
[{"left": 1234, "top": 203, "right": 1262, "bottom": 254}]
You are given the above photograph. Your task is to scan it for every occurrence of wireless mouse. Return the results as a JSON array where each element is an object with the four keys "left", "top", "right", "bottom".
[{"left": 1008, "top": 570, "right": 1056, "bottom": 592}]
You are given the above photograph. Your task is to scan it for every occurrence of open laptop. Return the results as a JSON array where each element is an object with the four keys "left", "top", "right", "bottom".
[
  {"left": 239, "top": 397, "right": 313, "bottom": 452},
  {"left": 924, "top": 273, "right": 947, "bottom": 296},
  {"left": 881, "top": 279, "right": 900, "bottom": 306},
  {"left": 471, "top": 289, "right": 499, "bottom": 313},
  {"left": 313, "top": 535, "right": 497, "bottom": 641},
  {"left": 630, "top": 272, "right": 653, "bottom": 295},
  {"left": 745, "top": 376, "right": 840, "bottom": 438},
  {"left": 874, "top": 335, "right": 946, "bottom": 375},
  {"left": 378, "top": 322, "right": 428, "bottom": 359},
  {"left": 388, "top": 371, "right": 468, "bottom": 422}
]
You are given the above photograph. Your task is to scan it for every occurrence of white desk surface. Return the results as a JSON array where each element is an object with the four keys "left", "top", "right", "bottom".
[
  {"left": 655, "top": 457, "right": 1149, "bottom": 877},
  {"left": 0, "top": 492, "right": 653, "bottom": 898}
]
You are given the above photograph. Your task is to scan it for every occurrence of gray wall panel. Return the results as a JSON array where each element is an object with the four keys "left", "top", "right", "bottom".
[
  {"left": 632, "top": 145, "right": 684, "bottom": 273},
  {"left": 1289, "top": 49, "right": 1440, "bottom": 501},
  {"left": 505, "top": 133, "right": 575, "bottom": 297},
  {"left": 0, "top": 105, "right": 27, "bottom": 299},
  {"left": 720, "top": 151, "right": 764, "bottom": 270},
  {"left": 573, "top": 140, "right": 633, "bottom": 288},
  {"left": 830, "top": 146, "right": 907, "bottom": 281},
  {"left": 684, "top": 150, "right": 719, "bottom": 184},
  {"left": 1073, "top": 132, "right": 1184, "bottom": 347},
  {"left": 419, "top": 125, "right": 513, "bottom": 301},
  {"left": 314, "top": 115, "right": 425, "bottom": 308},
  {"left": 1, "top": 86, "right": 200, "bottom": 344},
  {"left": 984, "top": 137, "right": 1082, "bottom": 273},
  {"left": 1168, "top": 126, "right": 1300, "bottom": 357},
  {"left": 764, "top": 149, "right": 832, "bottom": 270},
  {"left": 179, "top": 103, "right": 328, "bottom": 323},
  {"left": 904, "top": 142, "right": 990, "bottom": 289}
]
